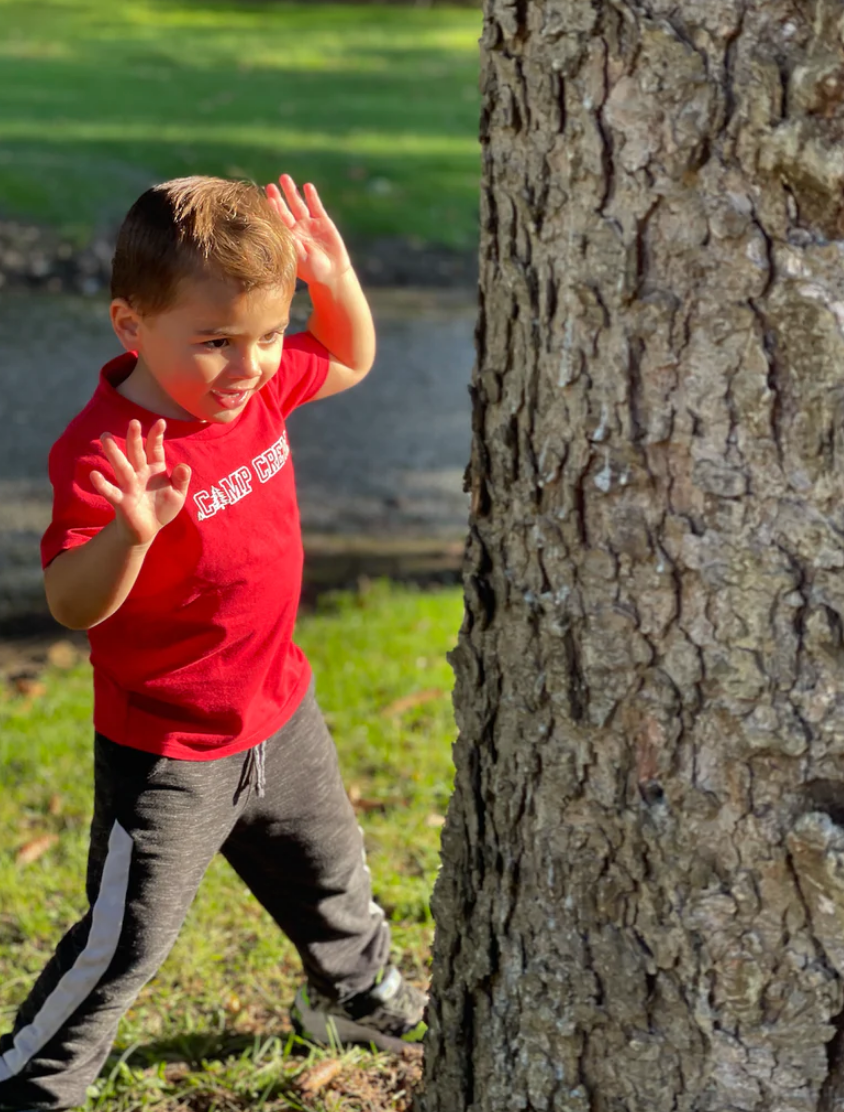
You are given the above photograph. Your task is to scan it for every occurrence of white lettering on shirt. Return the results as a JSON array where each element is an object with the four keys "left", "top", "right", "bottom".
[
  {"left": 192, "top": 437, "right": 288, "bottom": 522},
  {"left": 194, "top": 466, "right": 253, "bottom": 520},
  {"left": 252, "top": 433, "right": 290, "bottom": 484},
  {"left": 219, "top": 467, "right": 253, "bottom": 505}
]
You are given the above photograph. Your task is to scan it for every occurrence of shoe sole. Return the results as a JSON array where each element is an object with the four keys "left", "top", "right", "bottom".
[{"left": 291, "top": 1001, "right": 420, "bottom": 1054}]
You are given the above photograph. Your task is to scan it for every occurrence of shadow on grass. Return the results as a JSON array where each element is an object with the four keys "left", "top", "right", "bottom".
[
  {"left": 114, "top": 1027, "right": 306, "bottom": 1069},
  {"left": 100, "top": 1025, "right": 407, "bottom": 1109},
  {"left": 96, "top": 1035, "right": 308, "bottom": 1112}
]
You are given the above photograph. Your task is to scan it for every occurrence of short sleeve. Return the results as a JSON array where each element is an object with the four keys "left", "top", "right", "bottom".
[
  {"left": 271, "top": 331, "right": 331, "bottom": 416},
  {"left": 41, "top": 435, "right": 115, "bottom": 569}
]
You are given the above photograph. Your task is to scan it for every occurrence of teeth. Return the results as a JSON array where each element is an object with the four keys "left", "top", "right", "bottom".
[{"left": 212, "top": 388, "right": 249, "bottom": 409}]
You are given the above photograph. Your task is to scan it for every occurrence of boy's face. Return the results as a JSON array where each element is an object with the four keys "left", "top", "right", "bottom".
[{"left": 110, "top": 276, "right": 294, "bottom": 423}]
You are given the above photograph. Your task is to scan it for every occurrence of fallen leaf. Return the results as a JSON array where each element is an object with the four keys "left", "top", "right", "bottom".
[
  {"left": 347, "top": 784, "right": 406, "bottom": 813},
  {"left": 48, "top": 794, "right": 62, "bottom": 816},
  {"left": 163, "top": 1064, "right": 189, "bottom": 1084},
  {"left": 12, "top": 676, "right": 47, "bottom": 698},
  {"left": 47, "top": 641, "right": 78, "bottom": 669},
  {"left": 380, "top": 689, "right": 444, "bottom": 717},
  {"left": 426, "top": 813, "right": 446, "bottom": 828},
  {"left": 296, "top": 1059, "right": 343, "bottom": 1094},
  {"left": 16, "top": 834, "right": 58, "bottom": 866},
  {"left": 224, "top": 991, "right": 241, "bottom": 1014},
  {"left": 356, "top": 798, "right": 391, "bottom": 813}
]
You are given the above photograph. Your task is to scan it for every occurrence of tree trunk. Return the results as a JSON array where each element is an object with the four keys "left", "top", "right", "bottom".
[{"left": 421, "top": 2, "right": 844, "bottom": 1109}]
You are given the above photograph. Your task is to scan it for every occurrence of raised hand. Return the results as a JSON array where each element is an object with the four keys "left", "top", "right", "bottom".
[
  {"left": 90, "top": 419, "right": 191, "bottom": 547},
  {"left": 266, "top": 174, "right": 352, "bottom": 287}
]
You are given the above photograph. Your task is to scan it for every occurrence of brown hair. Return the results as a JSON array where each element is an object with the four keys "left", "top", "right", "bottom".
[{"left": 111, "top": 176, "right": 297, "bottom": 315}]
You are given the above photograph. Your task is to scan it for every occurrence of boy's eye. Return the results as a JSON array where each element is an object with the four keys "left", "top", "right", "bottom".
[
  {"left": 261, "top": 330, "right": 283, "bottom": 344},
  {"left": 202, "top": 338, "right": 228, "bottom": 349}
]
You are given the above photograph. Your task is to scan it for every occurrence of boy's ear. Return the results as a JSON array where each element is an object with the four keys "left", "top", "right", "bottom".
[{"left": 110, "top": 299, "right": 143, "bottom": 351}]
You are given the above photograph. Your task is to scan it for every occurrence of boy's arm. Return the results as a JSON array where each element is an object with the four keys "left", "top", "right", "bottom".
[
  {"left": 266, "top": 175, "right": 376, "bottom": 399},
  {"left": 45, "top": 419, "right": 191, "bottom": 630},
  {"left": 45, "top": 522, "right": 156, "bottom": 630},
  {"left": 307, "top": 267, "right": 376, "bottom": 399}
]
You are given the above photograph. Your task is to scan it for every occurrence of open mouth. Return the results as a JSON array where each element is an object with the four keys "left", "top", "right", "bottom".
[{"left": 211, "top": 389, "right": 250, "bottom": 410}]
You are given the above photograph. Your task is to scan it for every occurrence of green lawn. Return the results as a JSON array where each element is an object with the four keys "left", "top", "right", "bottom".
[
  {"left": 0, "top": 0, "right": 481, "bottom": 249},
  {"left": 0, "top": 581, "right": 462, "bottom": 1111}
]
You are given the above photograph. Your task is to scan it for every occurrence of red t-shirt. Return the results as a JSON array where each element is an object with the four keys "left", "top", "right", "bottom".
[{"left": 41, "top": 333, "right": 330, "bottom": 760}]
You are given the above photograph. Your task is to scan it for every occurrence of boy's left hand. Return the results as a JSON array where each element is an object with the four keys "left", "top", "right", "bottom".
[{"left": 266, "top": 174, "right": 351, "bottom": 288}]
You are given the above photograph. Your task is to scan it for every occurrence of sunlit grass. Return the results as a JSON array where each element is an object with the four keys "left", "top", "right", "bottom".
[
  {"left": 0, "top": 0, "right": 481, "bottom": 248},
  {"left": 0, "top": 120, "right": 475, "bottom": 154},
  {"left": 0, "top": 580, "right": 462, "bottom": 1110}
]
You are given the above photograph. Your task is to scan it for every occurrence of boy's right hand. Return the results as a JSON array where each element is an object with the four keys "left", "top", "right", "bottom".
[{"left": 90, "top": 419, "right": 191, "bottom": 547}]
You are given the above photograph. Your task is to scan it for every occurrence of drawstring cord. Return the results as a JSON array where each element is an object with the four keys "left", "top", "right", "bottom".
[
  {"left": 254, "top": 739, "right": 266, "bottom": 798},
  {"left": 234, "top": 739, "right": 267, "bottom": 803}
]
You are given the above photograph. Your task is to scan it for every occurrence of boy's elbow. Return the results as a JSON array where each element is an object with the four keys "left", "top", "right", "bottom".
[
  {"left": 57, "top": 613, "right": 93, "bottom": 632},
  {"left": 352, "top": 357, "right": 375, "bottom": 382},
  {"left": 349, "top": 337, "right": 376, "bottom": 380},
  {"left": 45, "top": 591, "right": 91, "bottom": 631},
  {"left": 44, "top": 562, "right": 93, "bottom": 631}
]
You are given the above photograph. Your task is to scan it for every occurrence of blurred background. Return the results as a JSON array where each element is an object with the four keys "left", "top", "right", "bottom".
[{"left": 0, "top": 0, "right": 483, "bottom": 623}]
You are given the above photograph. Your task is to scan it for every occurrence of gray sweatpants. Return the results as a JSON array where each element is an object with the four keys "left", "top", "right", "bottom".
[{"left": 0, "top": 682, "right": 391, "bottom": 1111}]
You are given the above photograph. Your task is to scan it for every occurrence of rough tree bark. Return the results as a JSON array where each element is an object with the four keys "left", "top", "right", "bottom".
[{"left": 421, "top": 2, "right": 844, "bottom": 1110}]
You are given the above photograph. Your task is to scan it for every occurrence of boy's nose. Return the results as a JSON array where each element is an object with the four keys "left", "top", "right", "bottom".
[{"left": 232, "top": 348, "right": 263, "bottom": 379}]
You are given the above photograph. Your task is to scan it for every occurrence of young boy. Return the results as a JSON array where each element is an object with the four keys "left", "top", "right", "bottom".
[{"left": 0, "top": 173, "right": 425, "bottom": 1112}]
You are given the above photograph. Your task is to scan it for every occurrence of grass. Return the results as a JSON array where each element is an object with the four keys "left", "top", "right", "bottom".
[
  {"left": 0, "top": 580, "right": 463, "bottom": 1111},
  {"left": 0, "top": 0, "right": 482, "bottom": 249}
]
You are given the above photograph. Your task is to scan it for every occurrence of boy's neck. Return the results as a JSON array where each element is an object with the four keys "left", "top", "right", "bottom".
[{"left": 116, "top": 358, "right": 203, "bottom": 422}]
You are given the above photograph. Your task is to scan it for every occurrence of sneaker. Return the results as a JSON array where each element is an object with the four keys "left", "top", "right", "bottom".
[{"left": 291, "top": 965, "right": 427, "bottom": 1053}]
